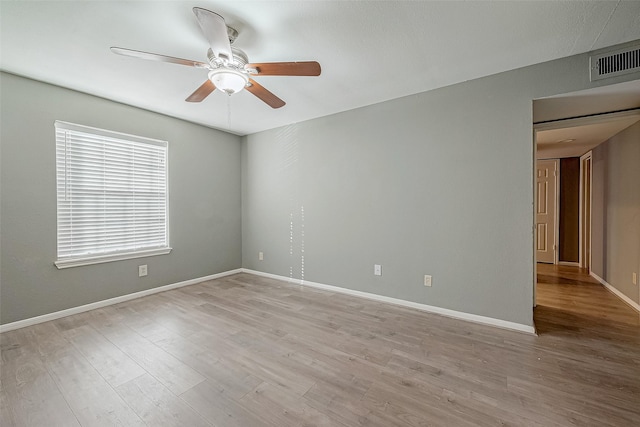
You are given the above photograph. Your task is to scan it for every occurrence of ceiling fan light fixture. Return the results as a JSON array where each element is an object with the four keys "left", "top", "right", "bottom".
[
  {"left": 208, "top": 68, "right": 248, "bottom": 95},
  {"left": 113, "top": 9, "right": 319, "bottom": 108}
]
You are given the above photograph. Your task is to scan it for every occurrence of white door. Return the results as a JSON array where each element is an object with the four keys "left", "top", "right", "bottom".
[{"left": 536, "top": 159, "right": 558, "bottom": 264}]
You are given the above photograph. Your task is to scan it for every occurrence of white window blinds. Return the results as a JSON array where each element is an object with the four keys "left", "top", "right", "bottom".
[{"left": 55, "top": 121, "right": 170, "bottom": 268}]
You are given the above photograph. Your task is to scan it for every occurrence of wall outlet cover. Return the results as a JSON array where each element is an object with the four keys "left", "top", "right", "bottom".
[
  {"left": 424, "top": 275, "right": 432, "bottom": 287},
  {"left": 374, "top": 264, "right": 382, "bottom": 276},
  {"left": 138, "top": 265, "right": 148, "bottom": 277}
]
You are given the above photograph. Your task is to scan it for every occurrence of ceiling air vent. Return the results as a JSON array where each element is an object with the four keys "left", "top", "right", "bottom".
[{"left": 590, "top": 43, "right": 640, "bottom": 81}]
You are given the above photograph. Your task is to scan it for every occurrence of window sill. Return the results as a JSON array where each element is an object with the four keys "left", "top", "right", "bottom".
[{"left": 55, "top": 248, "right": 172, "bottom": 269}]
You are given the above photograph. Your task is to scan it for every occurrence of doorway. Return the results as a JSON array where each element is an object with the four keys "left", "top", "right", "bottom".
[{"left": 532, "top": 81, "right": 640, "bottom": 331}]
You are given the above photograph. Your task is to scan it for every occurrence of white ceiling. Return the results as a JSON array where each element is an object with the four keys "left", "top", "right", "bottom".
[
  {"left": 534, "top": 79, "right": 640, "bottom": 159},
  {"left": 536, "top": 112, "right": 640, "bottom": 159},
  {"left": 2, "top": 1, "right": 640, "bottom": 136}
]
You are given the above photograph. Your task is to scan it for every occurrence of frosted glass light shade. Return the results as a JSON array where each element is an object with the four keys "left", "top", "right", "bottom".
[{"left": 208, "top": 69, "right": 248, "bottom": 94}]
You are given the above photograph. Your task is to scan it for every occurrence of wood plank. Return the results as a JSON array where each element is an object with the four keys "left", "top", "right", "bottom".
[
  {"left": 179, "top": 379, "right": 271, "bottom": 427},
  {"left": 61, "top": 325, "right": 146, "bottom": 387},
  {"left": 239, "top": 382, "right": 342, "bottom": 427},
  {"left": 115, "top": 373, "right": 210, "bottom": 426},
  {"left": 99, "top": 324, "right": 206, "bottom": 395},
  {"left": 0, "top": 346, "right": 79, "bottom": 427},
  {"left": 154, "top": 334, "right": 263, "bottom": 400},
  {"left": 46, "top": 353, "right": 144, "bottom": 426}
]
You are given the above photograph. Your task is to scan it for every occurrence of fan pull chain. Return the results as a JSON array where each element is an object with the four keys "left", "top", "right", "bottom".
[{"left": 227, "top": 94, "right": 231, "bottom": 129}]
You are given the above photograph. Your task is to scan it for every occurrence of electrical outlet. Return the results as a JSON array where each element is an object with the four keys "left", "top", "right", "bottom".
[
  {"left": 374, "top": 264, "right": 382, "bottom": 276},
  {"left": 138, "top": 265, "right": 147, "bottom": 277},
  {"left": 633, "top": 272, "right": 637, "bottom": 285},
  {"left": 424, "top": 275, "right": 432, "bottom": 287},
  {"left": 259, "top": 252, "right": 264, "bottom": 261}
]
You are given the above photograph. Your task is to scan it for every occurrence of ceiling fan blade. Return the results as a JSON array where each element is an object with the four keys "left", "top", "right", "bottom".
[
  {"left": 246, "top": 79, "right": 285, "bottom": 109},
  {"left": 246, "top": 61, "right": 321, "bottom": 76},
  {"left": 186, "top": 80, "right": 216, "bottom": 102},
  {"left": 192, "top": 8, "right": 233, "bottom": 62},
  {"left": 111, "top": 47, "right": 208, "bottom": 68}
]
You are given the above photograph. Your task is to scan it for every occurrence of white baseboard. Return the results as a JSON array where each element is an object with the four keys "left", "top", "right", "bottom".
[
  {"left": 590, "top": 272, "right": 640, "bottom": 313},
  {"left": 0, "top": 269, "right": 243, "bottom": 333},
  {"left": 241, "top": 269, "right": 536, "bottom": 335},
  {"left": 558, "top": 261, "right": 580, "bottom": 267},
  {"left": 1, "top": 267, "right": 539, "bottom": 335}
]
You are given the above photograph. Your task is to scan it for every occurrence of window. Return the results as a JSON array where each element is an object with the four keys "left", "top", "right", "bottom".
[{"left": 55, "top": 121, "right": 170, "bottom": 268}]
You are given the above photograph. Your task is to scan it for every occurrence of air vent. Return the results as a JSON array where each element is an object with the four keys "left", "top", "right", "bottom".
[{"left": 590, "top": 44, "right": 640, "bottom": 81}]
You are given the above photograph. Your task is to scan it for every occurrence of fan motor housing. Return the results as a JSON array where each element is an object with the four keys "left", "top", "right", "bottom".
[{"left": 207, "top": 47, "right": 248, "bottom": 69}]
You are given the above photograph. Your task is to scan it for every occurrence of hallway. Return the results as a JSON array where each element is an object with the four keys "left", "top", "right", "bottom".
[{"left": 535, "top": 263, "right": 640, "bottom": 333}]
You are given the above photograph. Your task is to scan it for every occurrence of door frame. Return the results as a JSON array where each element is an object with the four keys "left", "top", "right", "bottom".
[
  {"left": 533, "top": 128, "right": 558, "bottom": 308},
  {"left": 552, "top": 160, "right": 560, "bottom": 265},
  {"left": 579, "top": 151, "right": 592, "bottom": 271},
  {"left": 533, "top": 129, "right": 537, "bottom": 308}
]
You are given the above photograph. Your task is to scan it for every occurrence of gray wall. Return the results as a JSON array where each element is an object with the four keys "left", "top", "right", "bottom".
[
  {"left": 242, "top": 47, "right": 640, "bottom": 327},
  {"left": 1, "top": 72, "right": 242, "bottom": 324},
  {"left": 592, "top": 121, "right": 640, "bottom": 304}
]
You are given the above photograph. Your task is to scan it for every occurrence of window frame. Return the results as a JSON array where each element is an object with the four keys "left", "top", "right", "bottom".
[{"left": 54, "top": 121, "right": 171, "bottom": 269}]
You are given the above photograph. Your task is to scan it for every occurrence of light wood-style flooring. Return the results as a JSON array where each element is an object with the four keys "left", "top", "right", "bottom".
[
  {"left": 2, "top": 271, "right": 639, "bottom": 426},
  {"left": 536, "top": 263, "right": 640, "bottom": 327}
]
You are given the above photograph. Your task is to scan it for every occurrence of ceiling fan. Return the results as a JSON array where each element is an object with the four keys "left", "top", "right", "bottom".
[{"left": 111, "top": 7, "right": 321, "bottom": 109}]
